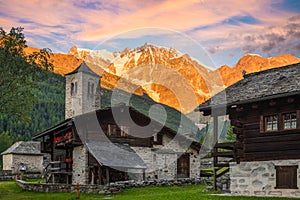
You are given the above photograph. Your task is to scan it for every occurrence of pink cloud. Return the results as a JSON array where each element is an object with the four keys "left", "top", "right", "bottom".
[{"left": 0, "top": 0, "right": 298, "bottom": 62}]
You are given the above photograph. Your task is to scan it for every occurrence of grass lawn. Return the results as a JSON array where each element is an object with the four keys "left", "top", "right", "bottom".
[{"left": 0, "top": 181, "right": 294, "bottom": 200}]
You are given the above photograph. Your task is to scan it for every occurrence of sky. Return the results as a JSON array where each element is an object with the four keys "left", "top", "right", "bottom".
[{"left": 0, "top": 0, "right": 300, "bottom": 68}]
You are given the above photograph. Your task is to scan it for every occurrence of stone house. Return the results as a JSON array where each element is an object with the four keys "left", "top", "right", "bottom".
[
  {"left": 1, "top": 141, "right": 43, "bottom": 175},
  {"left": 197, "top": 62, "right": 300, "bottom": 197},
  {"left": 33, "top": 62, "right": 201, "bottom": 185}
]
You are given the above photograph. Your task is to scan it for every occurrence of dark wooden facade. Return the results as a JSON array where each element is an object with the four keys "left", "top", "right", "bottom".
[
  {"left": 198, "top": 63, "right": 300, "bottom": 163},
  {"left": 228, "top": 94, "right": 300, "bottom": 162}
]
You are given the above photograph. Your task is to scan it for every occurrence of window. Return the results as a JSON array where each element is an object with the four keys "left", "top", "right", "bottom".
[
  {"left": 283, "top": 112, "right": 297, "bottom": 129},
  {"left": 265, "top": 115, "right": 278, "bottom": 131},
  {"left": 275, "top": 166, "right": 298, "bottom": 189},
  {"left": 71, "top": 83, "right": 74, "bottom": 95},
  {"left": 87, "top": 82, "right": 94, "bottom": 98},
  {"left": 71, "top": 82, "right": 77, "bottom": 96},
  {"left": 153, "top": 133, "right": 163, "bottom": 145},
  {"left": 107, "top": 124, "right": 116, "bottom": 136},
  {"left": 107, "top": 124, "right": 128, "bottom": 137},
  {"left": 120, "top": 126, "right": 129, "bottom": 137},
  {"left": 261, "top": 111, "right": 299, "bottom": 132}
]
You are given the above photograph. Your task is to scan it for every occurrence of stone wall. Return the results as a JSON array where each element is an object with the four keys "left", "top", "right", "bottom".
[
  {"left": 230, "top": 159, "right": 300, "bottom": 198},
  {"left": 131, "top": 134, "right": 200, "bottom": 180},
  {"left": 0, "top": 170, "right": 13, "bottom": 181},
  {"left": 81, "top": 74, "right": 101, "bottom": 115},
  {"left": 17, "top": 177, "right": 209, "bottom": 194},
  {"left": 156, "top": 153, "right": 177, "bottom": 179},
  {"left": 0, "top": 170, "right": 41, "bottom": 181},
  {"left": 126, "top": 168, "right": 144, "bottom": 181},
  {"left": 159, "top": 135, "right": 200, "bottom": 179},
  {"left": 3, "top": 154, "right": 43, "bottom": 174},
  {"left": 2, "top": 154, "right": 13, "bottom": 171},
  {"left": 72, "top": 145, "right": 89, "bottom": 184}
]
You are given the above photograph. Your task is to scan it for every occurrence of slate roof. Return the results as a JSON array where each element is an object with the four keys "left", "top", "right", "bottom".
[
  {"left": 1, "top": 141, "right": 42, "bottom": 155},
  {"left": 86, "top": 141, "right": 146, "bottom": 169},
  {"left": 197, "top": 62, "right": 300, "bottom": 111},
  {"left": 65, "top": 61, "right": 100, "bottom": 76},
  {"left": 73, "top": 113, "right": 146, "bottom": 169}
]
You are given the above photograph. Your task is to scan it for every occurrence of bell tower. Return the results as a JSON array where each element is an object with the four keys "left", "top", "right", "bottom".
[{"left": 65, "top": 62, "right": 101, "bottom": 119}]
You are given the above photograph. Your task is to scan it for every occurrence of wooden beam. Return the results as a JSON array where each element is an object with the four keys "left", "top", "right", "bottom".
[
  {"left": 216, "top": 168, "right": 229, "bottom": 178},
  {"left": 214, "top": 142, "right": 235, "bottom": 150},
  {"left": 245, "top": 134, "right": 300, "bottom": 144},
  {"left": 214, "top": 151, "right": 234, "bottom": 157},
  {"left": 213, "top": 116, "right": 218, "bottom": 145},
  {"left": 236, "top": 107, "right": 244, "bottom": 112},
  {"left": 213, "top": 116, "right": 218, "bottom": 191},
  {"left": 99, "top": 167, "right": 102, "bottom": 185},
  {"left": 106, "top": 167, "right": 109, "bottom": 185},
  {"left": 251, "top": 104, "right": 258, "bottom": 109},
  {"left": 214, "top": 163, "right": 230, "bottom": 168},
  {"left": 269, "top": 100, "right": 276, "bottom": 106},
  {"left": 213, "top": 167, "right": 217, "bottom": 191},
  {"left": 297, "top": 110, "right": 300, "bottom": 130}
]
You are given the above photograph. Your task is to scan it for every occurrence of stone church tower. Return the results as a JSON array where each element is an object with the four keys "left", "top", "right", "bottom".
[{"left": 65, "top": 62, "right": 101, "bottom": 119}]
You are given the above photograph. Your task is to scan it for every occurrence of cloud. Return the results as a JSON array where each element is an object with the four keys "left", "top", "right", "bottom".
[
  {"left": 238, "top": 14, "right": 300, "bottom": 56},
  {"left": 293, "top": 43, "right": 300, "bottom": 51},
  {"left": 0, "top": 0, "right": 299, "bottom": 67}
]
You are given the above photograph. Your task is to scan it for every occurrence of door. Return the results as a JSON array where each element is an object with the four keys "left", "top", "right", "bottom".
[{"left": 177, "top": 154, "right": 190, "bottom": 178}]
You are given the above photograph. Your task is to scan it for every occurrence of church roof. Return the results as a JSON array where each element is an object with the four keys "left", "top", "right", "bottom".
[
  {"left": 197, "top": 62, "right": 300, "bottom": 111},
  {"left": 65, "top": 61, "right": 100, "bottom": 77},
  {"left": 1, "top": 141, "right": 42, "bottom": 155}
]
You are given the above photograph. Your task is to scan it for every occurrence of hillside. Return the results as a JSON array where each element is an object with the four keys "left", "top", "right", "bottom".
[{"left": 0, "top": 71, "right": 66, "bottom": 141}]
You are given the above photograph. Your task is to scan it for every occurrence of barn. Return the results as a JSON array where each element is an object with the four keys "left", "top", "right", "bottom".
[
  {"left": 1, "top": 141, "right": 43, "bottom": 175},
  {"left": 197, "top": 62, "right": 300, "bottom": 197}
]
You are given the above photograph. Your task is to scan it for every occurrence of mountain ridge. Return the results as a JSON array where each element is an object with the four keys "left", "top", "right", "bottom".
[{"left": 25, "top": 45, "right": 300, "bottom": 114}]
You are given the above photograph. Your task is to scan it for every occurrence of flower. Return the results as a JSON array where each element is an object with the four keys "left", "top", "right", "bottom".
[
  {"left": 64, "top": 132, "right": 72, "bottom": 140},
  {"left": 54, "top": 136, "right": 63, "bottom": 143}
]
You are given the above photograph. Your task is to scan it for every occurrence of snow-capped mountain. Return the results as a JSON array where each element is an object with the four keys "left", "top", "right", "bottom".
[
  {"left": 68, "top": 43, "right": 223, "bottom": 113},
  {"left": 27, "top": 44, "right": 300, "bottom": 114}
]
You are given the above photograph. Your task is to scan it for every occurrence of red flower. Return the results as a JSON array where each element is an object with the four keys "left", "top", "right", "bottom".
[
  {"left": 64, "top": 132, "right": 72, "bottom": 140},
  {"left": 54, "top": 136, "right": 63, "bottom": 143}
]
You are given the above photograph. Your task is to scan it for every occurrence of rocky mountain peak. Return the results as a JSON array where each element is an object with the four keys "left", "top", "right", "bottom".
[{"left": 26, "top": 43, "right": 300, "bottom": 113}]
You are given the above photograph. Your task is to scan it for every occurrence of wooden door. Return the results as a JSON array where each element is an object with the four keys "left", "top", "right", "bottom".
[
  {"left": 177, "top": 154, "right": 190, "bottom": 178},
  {"left": 276, "top": 166, "right": 298, "bottom": 189}
]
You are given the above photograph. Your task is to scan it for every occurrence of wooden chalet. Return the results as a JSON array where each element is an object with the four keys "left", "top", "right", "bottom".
[
  {"left": 196, "top": 62, "right": 300, "bottom": 197},
  {"left": 33, "top": 105, "right": 200, "bottom": 185}
]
